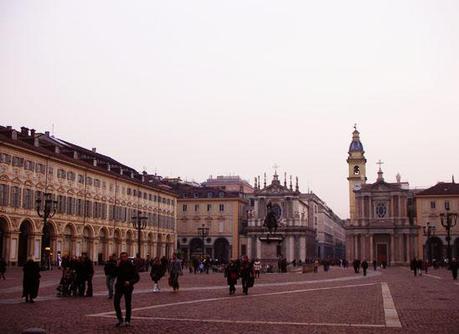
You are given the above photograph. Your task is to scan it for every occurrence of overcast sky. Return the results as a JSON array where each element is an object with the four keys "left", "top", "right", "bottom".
[{"left": 1, "top": 1, "right": 458, "bottom": 219}]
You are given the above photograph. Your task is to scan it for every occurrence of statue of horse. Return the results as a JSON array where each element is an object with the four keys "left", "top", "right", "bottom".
[{"left": 263, "top": 203, "right": 278, "bottom": 234}]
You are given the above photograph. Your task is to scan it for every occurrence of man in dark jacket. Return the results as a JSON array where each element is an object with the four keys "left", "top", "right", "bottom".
[
  {"left": 114, "top": 252, "right": 139, "bottom": 327},
  {"left": 23, "top": 259, "right": 40, "bottom": 303},
  {"left": 240, "top": 256, "right": 255, "bottom": 295},
  {"left": 104, "top": 254, "right": 117, "bottom": 299},
  {"left": 450, "top": 258, "right": 458, "bottom": 280},
  {"left": 361, "top": 259, "right": 369, "bottom": 276}
]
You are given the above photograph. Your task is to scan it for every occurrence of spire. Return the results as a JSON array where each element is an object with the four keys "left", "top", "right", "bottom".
[
  {"left": 453, "top": 175, "right": 455, "bottom": 184},
  {"left": 258, "top": 176, "right": 261, "bottom": 190},
  {"left": 254, "top": 177, "right": 257, "bottom": 189},
  {"left": 284, "top": 172, "right": 287, "bottom": 187},
  {"left": 295, "top": 176, "right": 299, "bottom": 192},
  {"left": 348, "top": 124, "right": 364, "bottom": 154},
  {"left": 289, "top": 175, "right": 293, "bottom": 191},
  {"left": 263, "top": 173, "right": 266, "bottom": 188},
  {"left": 396, "top": 173, "right": 401, "bottom": 183},
  {"left": 377, "top": 160, "right": 384, "bottom": 182}
]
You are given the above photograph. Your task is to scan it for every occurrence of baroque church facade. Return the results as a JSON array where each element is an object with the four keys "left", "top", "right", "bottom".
[
  {"left": 245, "top": 172, "right": 317, "bottom": 264},
  {"left": 346, "top": 127, "right": 418, "bottom": 265}
]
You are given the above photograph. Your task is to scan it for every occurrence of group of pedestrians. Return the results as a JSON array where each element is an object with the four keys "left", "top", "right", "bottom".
[
  {"left": 224, "top": 255, "right": 255, "bottom": 295},
  {"left": 56, "top": 253, "right": 94, "bottom": 297}
]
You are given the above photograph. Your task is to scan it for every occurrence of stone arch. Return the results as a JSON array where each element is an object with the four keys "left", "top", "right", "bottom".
[
  {"left": 0, "top": 216, "right": 10, "bottom": 260},
  {"left": 126, "top": 230, "right": 134, "bottom": 257},
  {"left": 98, "top": 227, "right": 109, "bottom": 263},
  {"left": 147, "top": 232, "right": 154, "bottom": 258},
  {"left": 113, "top": 229, "right": 122, "bottom": 257},
  {"left": 214, "top": 238, "right": 230, "bottom": 263},
  {"left": 165, "top": 234, "right": 172, "bottom": 258},
  {"left": 18, "top": 219, "right": 34, "bottom": 266},
  {"left": 454, "top": 237, "right": 459, "bottom": 259},
  {"left": 427, "top": 236, "right": 444, "bottom": 262},
  {"left": 157, "top": 234, "right": 163, "bottom": 257},
  {"left": 81, "top": 225, "right": 94, "bottom": 256},
  {"left": 63, "top": 223, "right": 76, "bottom": 257},
  {"left": 41, "top": 220, "right": 57, "bottom": 270},
  {"left": 190, "top": 237, "right": 204, "bottom": 258}
]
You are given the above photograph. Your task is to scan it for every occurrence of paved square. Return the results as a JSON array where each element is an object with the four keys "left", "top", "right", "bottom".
[{"left": 0, "top": 266, "right": 458, "bottom": 333}]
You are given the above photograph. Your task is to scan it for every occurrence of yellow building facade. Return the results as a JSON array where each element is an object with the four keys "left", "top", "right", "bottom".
[{"left": 0, "top": 126, "right": 177, "bottom": 265}]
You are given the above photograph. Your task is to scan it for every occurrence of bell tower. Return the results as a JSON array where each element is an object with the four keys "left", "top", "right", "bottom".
[{"left": 347, "top": 125, "right": 367, "bottom": 220}]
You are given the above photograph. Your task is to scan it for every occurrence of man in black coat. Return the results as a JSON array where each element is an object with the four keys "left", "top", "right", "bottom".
[
  {"left": 450, "top": 258, "right": 458, "bottom": 280},
  {"left": 114, "top": 252, "right": 139, "bottom": 327},
  {"left": 361, "top": 259, "right": 369, "bottom": 276},
  {"left": 104, "top": 254, "right": 117, "bottom": 299},
  {"left": 23, "top": 259, "right": 40, "bottom": 303}
]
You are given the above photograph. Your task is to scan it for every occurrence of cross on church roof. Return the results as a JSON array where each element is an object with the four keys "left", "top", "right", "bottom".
[
  {"left": 354, "top": 123, "right": 357, "bottom": 131},
  {"left": 273, "top": 163, "right": 280, "bottom": 175},
  {"left": 377, "top": 159, "right": 384, "bottom": 170}
]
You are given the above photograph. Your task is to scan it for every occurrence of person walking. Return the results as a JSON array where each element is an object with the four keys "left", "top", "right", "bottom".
[
  {"left": 253, "top": 258, "right": 262, "bottom": 278},
  {"left": 104, "top": 254, "right": 117, "bottom": 299},
  {"left": 225, "top": 260, "right": 239, "bottom": 295},
  {"left": 22, "top": 259, "right": 41, "bottom": 303},
  {"left": 240, "top": 256, "right": 255, "bottom": 295},
  {"left": 0, "top": 257, "right": 6, "bottom": 279},
  {"left": 411, "top": 258, "right": 418, "bottom": 277},
  {"left": 372, "top": 260, "right": 377, "bottom": 271},
  {"left": 81, "top": 253, "right": 94, "bottom": 297},
  {"left": 450, "top": 258, "right": 458, "bottom": 280},
  {"left": 150, "top": 257, "right": 164, "bottom": 292},
  {"left": 114, "top": 252, "right": 139, "bottom": 327},
  {"left": 168, "top": 253, "right": 182, "bottom": 292},
  {"left": 361, "top": 259, "right": 368, "bottom": 276}
]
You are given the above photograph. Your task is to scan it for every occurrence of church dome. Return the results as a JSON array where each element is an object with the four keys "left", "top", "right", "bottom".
[{"left": 349, "top": 128, "right": 364, "bottom": 153}]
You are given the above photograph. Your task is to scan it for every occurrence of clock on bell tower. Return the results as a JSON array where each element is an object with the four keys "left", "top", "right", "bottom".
[{"left": 347, "top": 125, "right": 367, "bottom": 220}]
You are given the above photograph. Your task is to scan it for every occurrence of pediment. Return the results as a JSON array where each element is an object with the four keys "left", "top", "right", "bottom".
[
  {"left": 11, "top": 177, "right": 22, "bottom": 185},
  {"left": 0, "top": 175, "right": 10, "bottom": 182},
  {"left": 24, "top": 179, "right": 34, "bottom": 187}
]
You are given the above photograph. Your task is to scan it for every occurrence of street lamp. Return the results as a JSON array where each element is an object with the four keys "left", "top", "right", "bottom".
[
  {"left": 132, "top": 210, "right": 147, "bottom": 258},
  {"left": 36, "top": 192, "right": 57, "bottom": 270},
  {"left": 423, "top": 222, "right": 436, "bottom": 263},
  {"left": 440, "top": 207, "right": 458, "bottom": 265},
  {"left": 197, "top": 224, "right": 209, "bottom": 258},
  {"left": 36, "top": 192, "right": 58, "bottom": 226}
]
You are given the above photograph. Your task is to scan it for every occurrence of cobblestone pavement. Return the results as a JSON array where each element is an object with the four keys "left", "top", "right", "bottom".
[{"left": 0, "top": 265, "right": 458, "bottom": 333}]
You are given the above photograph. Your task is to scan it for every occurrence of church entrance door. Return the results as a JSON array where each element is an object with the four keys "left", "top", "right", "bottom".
[{"left": 376, "top": 243, "right": 388, "bottom": 264}]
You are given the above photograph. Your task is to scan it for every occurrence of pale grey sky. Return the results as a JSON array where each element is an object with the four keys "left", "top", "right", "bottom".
[{"left": 1, "top": 0, "right": 458, "bottom": 218}]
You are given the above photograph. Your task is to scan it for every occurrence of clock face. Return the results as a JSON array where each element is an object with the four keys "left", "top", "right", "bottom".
[
  {"left": 353, "top": 184, "right": 361, "bottom": 191},
  {"left": 271, "top": 203, "right": 282, "bottom": 220},
  {"left": 353, "top": 166, "right": 360, "bottom": 175}
]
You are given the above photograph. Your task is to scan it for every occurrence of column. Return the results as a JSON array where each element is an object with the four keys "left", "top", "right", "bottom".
[
  {"left": 407, "top": 234, "right": 411, "bottom": 261},
  {"left": 300, "top": 237, "right": 306, "bottom": 261},
  {"left": 256, "top": 238, "right": 261, "bottom": 259},
  {"left": 390, "top": 234, "right": 395, "bottom": 265},
  {"left": 354, "top": 235, "right": 358, "bottom": 259},
  {"left": 247, "top": 237, "right": 252, "bottom": 259},
  {"left": 370, "top": 234, "right": 374, "bottom": 262},
  {"left": 287, "top": 236, "right": 294, "bottom": 262}
]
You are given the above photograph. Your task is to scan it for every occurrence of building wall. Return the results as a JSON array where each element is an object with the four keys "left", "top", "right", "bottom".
[{"left": 0, "top": 141, "right": 177, "bottom": 265}]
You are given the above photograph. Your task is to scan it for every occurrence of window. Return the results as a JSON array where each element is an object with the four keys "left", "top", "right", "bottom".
[
  {"left": 127, "top": 188, "right": 131, "bottom": 195},
  {"left": 35, "top": 163, "right": 45, "bottom": 174},
  {"left": 430, "top": 201, "right": 436, "bottom": 209},
  {"left": 143, "top": 193, "right": 147, "bottom": 200},
  {"left": 84, "top": 200, "right": 92, "bottom": 217},
  {"left": 67, "top": 171, "right": 75, "bottom": 181},
  {"left": 219, "top": 204, "right": 224, "bottom": 212},
  {"left": 66, "top": 197, "right": 75, "bottom": 215},
  {"left": 57, "top": 169, "right": 66, "bottom": 178},
  {"left": 22, "top": 189, "right": 33, "bottom": 209},
  {"left": 445, "top": 201, "right": 450, "bottom": 210},
  {"left": 376, "top": 202, "right": 387, "bottom": 218},
  {"left": 208, "top": 192, "right": 213, "bottom": 198},
  {"left": 149, "top": 194, "right": 152, "bottom": 201},
  {"left": 133, "top": 189, "right": 136, "bottom": 197},
  {"left": 24, "top": 160, "right": 34, "bottom": 171},
  {"left": 0, "top": 153, "right": 12, "bottom": 164},
  {"left": 102, "top": 181, "right": 106, "bottom": 189},
  {"left": 0, "top": 184, "right": 9, "bottom": 206},
  {"left": 183, "top": 204, "right": 187, "bottom": 212},
  {"left": 85, "top": 176, "right": 93, "bottom": 186},
  {"left": 78, "top": 174, "right": 84, "bottom": 184},
  {"left": 12, "top": 156, "right": 24, "bottom": 167},
  {"left": 76, "top": 199, "right": 83, "bottom": 216},
  {"left": 194, "top": 204, "right": 200, "bottom": 212},
  {"left": 207, "top": 204, "right": 212, "bottom": 212},
  {"left": 10, "top": 186, "right": 21, "bottom": 208},
  {"left": 94, "top": 179, "right": 100, "bottom": 188},
  {"left": 48, "top": 166, "right": 53, "bottom": 176}
]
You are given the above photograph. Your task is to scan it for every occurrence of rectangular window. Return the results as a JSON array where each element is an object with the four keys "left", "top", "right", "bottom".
[
  {"left": 10, "top": 186, "right": 21, "bottom": 208},
  {"left": 66, "top": 197, "right": 74, "bottom": 215},
  {"left": 102, "top": 181, "right": 106, "bottom": 189},
  {"left": 48, "top": 166, "right": 53, "bottom": 176},
  {"left": 183, "top": 204, "right": 187, "bottom": 212},
  {"left": 127, "top": 188, "right": 131, "bottom": 195},
  {"left": 219, "top": 204, "right": 224, "bottom": 212},
  {"left": 76, "top": 199, "right": 83, "bottom": 216},
  {"left": 24, "top": 160, "right": 34, "bottom": 171},
  {"left": 85, "top": 176, "right": 93, "bottom": 186},
  {"left": 58, "top": 195, "right": 66, "bottom": 214},
  {"left": 12, "top": 156, "right": 24, "bottom": 167},
  {"left": 35, "top": 163, "right": 45, "bottom": 174},
  {"left": 445, "top": 201, "right": 450, "bottom": 210},
  {"left": 430, "top": 201, "right": 436, "bottom": 209},
  {"left": 78, "top": 174, "right": 84, "bottom": 184},
  {"left": 85, "top": 200, "right": 92, "bottom": 217},
  {"left": 207, "top": 204, "right": 212, "bottom": 212},
  {"left": 149, "top": 194, "right": 152, "bottom": 201},
  {"left": 195, "top": 204, "right": 199, "bottom": 212},
  {"left": 67, "top": 171, "right": 75, "bottom": 181},
  {"left": 0, "top": 153, "right": 12, "bottom": 164},
  {"left": 22, "top": 189, "right": 33, "bottom": 209},
  {"left": 0, "top": 184, "right": 9, "bottom": 206},
  {"left": 143, "top": 193, "right": 147, "bottom": 200},
  {"left": 94, "top": 179, "right": 100, "bottom": 188}
]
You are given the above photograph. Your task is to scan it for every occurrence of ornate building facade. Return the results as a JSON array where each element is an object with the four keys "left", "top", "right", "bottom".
[
  {"left": 0, "top": 126, "right": 177, "bottom": 265},
  {"left": 345, "top": 127, "right": 418, "bottom": 265},
  {"left": 168, "top": 179, "right": 248, "bottom": 262},
  {"left": 245, "top": 172, "right": 316, "bottom": 263},
  {"left": 416, "top": 182, "right": 459, "bottom": 262}
]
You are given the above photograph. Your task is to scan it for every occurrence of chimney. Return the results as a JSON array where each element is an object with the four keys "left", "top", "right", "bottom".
[
  {"left": 45, "top": 131, "right": 50, "bottom": 137},
  {"left": 73, "top": 151, "right": 78, "bottom": 159},
  {"left": 6, "top": 126, "right": 12, "bottom": 130},
  {"left": 107, "top": 163, "right": 111, "bottom": 172},
  {"left": 11, "top": 130, "right": 17, "bottom": 140},
  {"left": 130, "top": 171, "right": 134, "bottom": 178},
  {"left": 119, "top": 167, "right": 123, "bottom": 175},
  {"left": 93, "top": 159, "right": 97, "bottom": 167},
  {"left": 92, "top": 147, "right": 96, "bottom": 153},
  {"left": 142, "top": 174, "right": 145, "bottom": 182},
  {"left": 30, "top": 129, "right": 35, "bottom": 137},
  {"left": 20, "top": 127, "right": 29, "bottom": 136}
]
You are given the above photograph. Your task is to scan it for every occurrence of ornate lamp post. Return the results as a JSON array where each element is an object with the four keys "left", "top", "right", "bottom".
[
  {"left": 197, "top": 224, "right": 209, "bottom": 258},
  {"left": 132, "top": 210, "right": 147, "bottom": 258},
  {"left": 440, "top": 207, "right": 457, "bottom": 265},
  {"left": 423, "top": 222, "right": 435, "bottom": 263},
  {"left": 36, "top": 192, "right": 57, "bottom": 269},
  {"left": 36, "top": 192, "right": 58, "bottom": 226}
]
